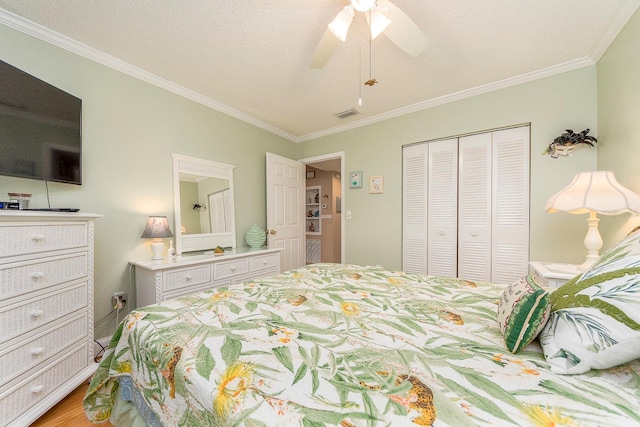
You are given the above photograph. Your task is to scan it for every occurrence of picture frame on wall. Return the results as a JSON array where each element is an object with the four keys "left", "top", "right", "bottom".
[
  {"left": 369, "top": 175, "right": 383, "bottom": 194},
  {"left": 306, "top": 171, "right": 315, "bottom": 179},
  {"left": 349, "top": 171, "right": 362, "bottom": 189}
]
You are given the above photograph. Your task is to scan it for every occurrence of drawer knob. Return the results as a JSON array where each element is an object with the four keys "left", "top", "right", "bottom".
[
  {"left": 185, "top": 275, "right": 192, "bottom": 281},
  {"left": 470, "top": 232, "right": 478, "bottom": 237},
  {"left": 31, "top": 272, "right": 45, "bottom": 280},
  {"left": 31, "top": 234, "right": 45, "bottom": 242},
  {"left": 31, "top": 385, "right": 44, "bottom": 394},
  {"left": 30, "top": 309, "right": 44, "bottom": 318},
  {"left": 230, "top": 266, "right": 236, "bottom": 272},
  {"left": 263, "top": 260, "right": 267, "bottom": 265},
  {"left": 31, "top": 347, "right": 44, "bottom": 356}
]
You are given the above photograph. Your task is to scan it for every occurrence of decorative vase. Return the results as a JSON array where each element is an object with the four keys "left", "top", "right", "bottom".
[{"left": 244, "top": 223, "right": 266, "bottom": 248}]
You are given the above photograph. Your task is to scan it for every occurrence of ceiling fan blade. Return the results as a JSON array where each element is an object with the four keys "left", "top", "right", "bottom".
[
  {"left": 310, "top": 28, "right": 342, "bottom": 68},
  {"left": 376, "top": 0, "right": 427, "bottom": 57}
]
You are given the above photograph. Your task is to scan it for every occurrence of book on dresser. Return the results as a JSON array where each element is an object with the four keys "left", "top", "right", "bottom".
[
  {"left": 0, "top": 211, "right": 101, "bottom": 427},
  {"left": 130, "top": 247, "right": 283, "bottom": 307}
]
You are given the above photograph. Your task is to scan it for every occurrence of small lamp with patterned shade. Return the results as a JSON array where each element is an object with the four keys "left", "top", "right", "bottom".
[{"left": 141, "top": 216, "right": 174, "bottom": 260}]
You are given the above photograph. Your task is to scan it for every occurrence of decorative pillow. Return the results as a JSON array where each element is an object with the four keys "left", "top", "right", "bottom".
[
  {"left": 539, "top": 230, "right": 640, "bottom": 374},
  {"left": 497, "top": 275, "right": 551, "bottom": 353}
]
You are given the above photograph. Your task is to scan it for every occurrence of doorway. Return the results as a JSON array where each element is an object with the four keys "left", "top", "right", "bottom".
[{"left": 300, "top": 152, "right": 345, "bottom": 264}]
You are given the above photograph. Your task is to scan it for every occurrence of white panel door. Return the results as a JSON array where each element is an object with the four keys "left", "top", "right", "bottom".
[
  {"left": 266, "top": 152, "right": 305, "bottom": 271},
  {"left": 492, "top": 126, "right": 530, "bottom": 284},
  {"left": 402, "top": 144, "right": 428, "bottom": 273},
  {"left": 427, "top": 139, "right": 458, "bottom": 277},
  {"left": 458, "top": 133, "right": 492, "bottom": 282}
]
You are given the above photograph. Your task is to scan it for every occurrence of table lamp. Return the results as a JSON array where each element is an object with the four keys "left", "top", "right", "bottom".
[
  {"left": 141, "top": 216, "right": 174, "bottom": 260},
  {"left": 545, "top": 171, "right": 640, "bottom": 271}
]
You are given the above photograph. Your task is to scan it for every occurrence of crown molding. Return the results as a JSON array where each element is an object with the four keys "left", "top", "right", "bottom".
[
  {"left": 297, "top": 57, "right": 595, "bottom": 142},
  {"left": 588, "top": 0, "right": 640, "bottom": 62},
  {"left": 0, "top": 8, "right": 298, "bottom": 143}
]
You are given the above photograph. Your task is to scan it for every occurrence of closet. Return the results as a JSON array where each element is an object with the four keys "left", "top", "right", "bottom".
[{"left": 402, "top": 125, "right": 530, "bottom": 284}]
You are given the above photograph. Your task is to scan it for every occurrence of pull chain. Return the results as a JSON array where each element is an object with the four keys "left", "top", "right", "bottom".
[
  {"left": 365, "top": 35, "right": 377, "bottom": 86},
  {"left": 358, "top": 46, "right": 363, "bottom": 106}
]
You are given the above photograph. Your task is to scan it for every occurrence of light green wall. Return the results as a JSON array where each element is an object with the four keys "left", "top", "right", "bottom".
[
  {"left": 597, "top": 7, "right": 640, "bottom": 248},
  {"left": 0, "top": 24, "right": 295, "bottom": 339},
  {"left": 299, "top": 69, "right": 599, "bottom": 269}
]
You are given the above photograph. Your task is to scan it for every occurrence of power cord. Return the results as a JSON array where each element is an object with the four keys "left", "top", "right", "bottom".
[{"left": 93, "top": 339, "right": 106, "bottom": 363}]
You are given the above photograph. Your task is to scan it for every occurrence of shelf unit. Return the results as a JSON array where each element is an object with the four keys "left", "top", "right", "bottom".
[{"left": 305, "top": 186, "right": 321, "bottom": 235}]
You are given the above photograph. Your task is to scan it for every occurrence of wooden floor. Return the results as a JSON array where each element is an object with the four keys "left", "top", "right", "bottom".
[{"left": 31, "top": 381, "right": 113, "bottom": 427}]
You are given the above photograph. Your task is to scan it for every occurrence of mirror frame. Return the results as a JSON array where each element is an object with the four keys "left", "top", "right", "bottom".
[{"left": 173, "top": 153, "right": 237, "bottom": 255}]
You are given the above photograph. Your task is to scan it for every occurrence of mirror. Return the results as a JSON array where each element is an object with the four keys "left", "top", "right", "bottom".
[{"left": 173, "top": 153, "right": 236, "bottom": 255}]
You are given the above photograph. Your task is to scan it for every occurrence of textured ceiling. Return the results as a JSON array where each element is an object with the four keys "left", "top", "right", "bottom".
[{"left": 0, "top": 0, "right": 638, "bottom": 142}]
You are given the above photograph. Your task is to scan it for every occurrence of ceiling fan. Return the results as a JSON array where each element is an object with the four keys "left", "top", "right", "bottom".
[{"left": 310, "top": 0, "right": 427, "bottom": 68}]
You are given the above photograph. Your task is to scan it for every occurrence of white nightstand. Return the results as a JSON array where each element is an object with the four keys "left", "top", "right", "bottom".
[{"left": 529, "top": 261, "right": 582, "bottom": 288}]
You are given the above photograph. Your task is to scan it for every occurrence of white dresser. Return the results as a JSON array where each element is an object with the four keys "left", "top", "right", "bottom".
[
  {"left": 132, "top": 247, "right": 283, "bottom": 307},
  {"left": 0, "top": 211, "right": 100, "bottom": 427}
]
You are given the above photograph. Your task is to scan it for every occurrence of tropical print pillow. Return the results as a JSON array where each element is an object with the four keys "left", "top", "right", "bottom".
[
  {"left": 497, "top": 275, "right": 550, "bottom": 353},
  {"left": 539, "top": 229, "right": 640, "bottom": 374}
]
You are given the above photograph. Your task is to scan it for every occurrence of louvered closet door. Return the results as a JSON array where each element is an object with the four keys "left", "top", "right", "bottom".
[
  {"left": 402, "top": 144, "right": 428, "bottom": 273},
  {"left": 458, "top": 133, "right": 492, "bottom": 282},
  {"left": 492, "top": 127, "right": 530, "bottom": 284},
  {"left": 427, "top": 140, "right": 458, "bottom": 277}
]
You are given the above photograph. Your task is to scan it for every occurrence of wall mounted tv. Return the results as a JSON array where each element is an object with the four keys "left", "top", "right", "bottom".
[{"left": 0, "top": 59, "right": 82, "bottom": 185}]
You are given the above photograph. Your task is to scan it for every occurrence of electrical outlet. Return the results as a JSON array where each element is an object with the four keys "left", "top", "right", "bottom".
[{"left": 112, "top": 291, "right": 127, "bottom": 310}]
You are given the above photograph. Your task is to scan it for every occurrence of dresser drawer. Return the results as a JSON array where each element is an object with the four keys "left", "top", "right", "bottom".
[
  {"left": 0, "top": 343, "right": 88, "bottom": 426},
  {"left": 251, "top": 253, "right": 280, "bottom": 272},
  {"left": 0, "top": 313, "right": 87, "bottom": 385},
  {"left": 0, "top": 253, "right": 88, "bottom": 300},
  {"left": 165, "top": 280, "right": 230, "bottom": 301},
  {"left": 0, "top": 282, "right": 87, "bottom": 342},
  {"left": 163, "top": 264, "right": 211, "bottom": 292},
  {"left": 214, "top": 258, "right": 250, "bottom": 280},
  {"left": 0, "top": 222, "right": 89, "bottom": 258}
]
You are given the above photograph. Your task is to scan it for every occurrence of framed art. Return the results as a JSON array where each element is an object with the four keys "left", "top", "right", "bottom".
[
  {"left": 306, "top": 171, "right": 315, "bottom": 179},
  {"left": 349, "top": 171, "right": 362, "bottom": 189},
  {"left": 369, "top": 175, "right": 383, "bottom": 194}
]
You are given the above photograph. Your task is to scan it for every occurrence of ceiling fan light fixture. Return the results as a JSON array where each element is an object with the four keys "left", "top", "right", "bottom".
[
  {"left": 328, "top": 6, "right": 355, "bottom": 41},
  {"left": 369, "top": 7, "right": 391, "bottom": 39},
  {"left": 351, "top": 0, "right": 376, "bottom": 12}
]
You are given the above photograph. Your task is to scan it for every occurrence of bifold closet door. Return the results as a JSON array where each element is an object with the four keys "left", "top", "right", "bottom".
[
  {"left": 402, "top": 126, "right": 529, "bottom": 282},
  {"left": 491, "top": 126, "right": 530, "bottom": 284},
  {"left": 402, "top": 140, "right": 457, "bottom": 275},
  {"left": 426, "top": 140, "right": 458, "bottom": 277},
  {"left": 402, "top": 143, "right": 428, "bottom": 273},
  {"left": 458, "top": 133, "right": 492, "bottom": 282},
  {"left": 458, "top": 126, "right": 530, "bottom": 283}
]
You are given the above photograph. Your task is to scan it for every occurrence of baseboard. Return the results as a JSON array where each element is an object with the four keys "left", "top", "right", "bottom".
[{"left": 94, "top": 336, "right": 111, "bottom": 359}]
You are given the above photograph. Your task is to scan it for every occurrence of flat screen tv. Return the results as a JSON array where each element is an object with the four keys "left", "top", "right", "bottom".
[{"left": 0, "top": 59, "right": 82, "bottom": 185}]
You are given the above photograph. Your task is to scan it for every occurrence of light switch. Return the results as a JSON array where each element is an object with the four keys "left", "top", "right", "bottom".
[{"left": 346, "top": 211, "right": 352, "bottom": 220}]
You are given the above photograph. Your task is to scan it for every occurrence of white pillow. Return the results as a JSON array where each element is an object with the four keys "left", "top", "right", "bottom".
[{"left": 539, "top": 230, "right": 640, "bottom": 374}]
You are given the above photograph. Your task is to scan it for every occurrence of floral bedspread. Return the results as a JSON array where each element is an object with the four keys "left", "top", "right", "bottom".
[{"left": 84, "top": 264, "right": 640, "bottom": 426}]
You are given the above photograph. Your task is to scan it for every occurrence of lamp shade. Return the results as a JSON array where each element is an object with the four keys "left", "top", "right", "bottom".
[
  {"left": 351, "top": 0, "right": 376, "bottom": 12},
  {"left": 545, "top": 171, "right": 640, "bottom": 216},
  {"left": 140, "top": 216, "right": 174, "bottom": 239},
  {"left": 369, "top": 6, "right": 391, "bottom": 39},
  {"left": 328, "top": 6, "right": 355, "bottom": 41}
]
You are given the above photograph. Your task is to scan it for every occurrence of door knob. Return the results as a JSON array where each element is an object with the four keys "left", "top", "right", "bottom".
[{"left": 268, "top": 229, "right": 276, "bottom": 235}]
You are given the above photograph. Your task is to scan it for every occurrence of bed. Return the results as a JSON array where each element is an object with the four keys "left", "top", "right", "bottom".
[{"left": 84, "top": 254, "right": 640, "bottom": 426}]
